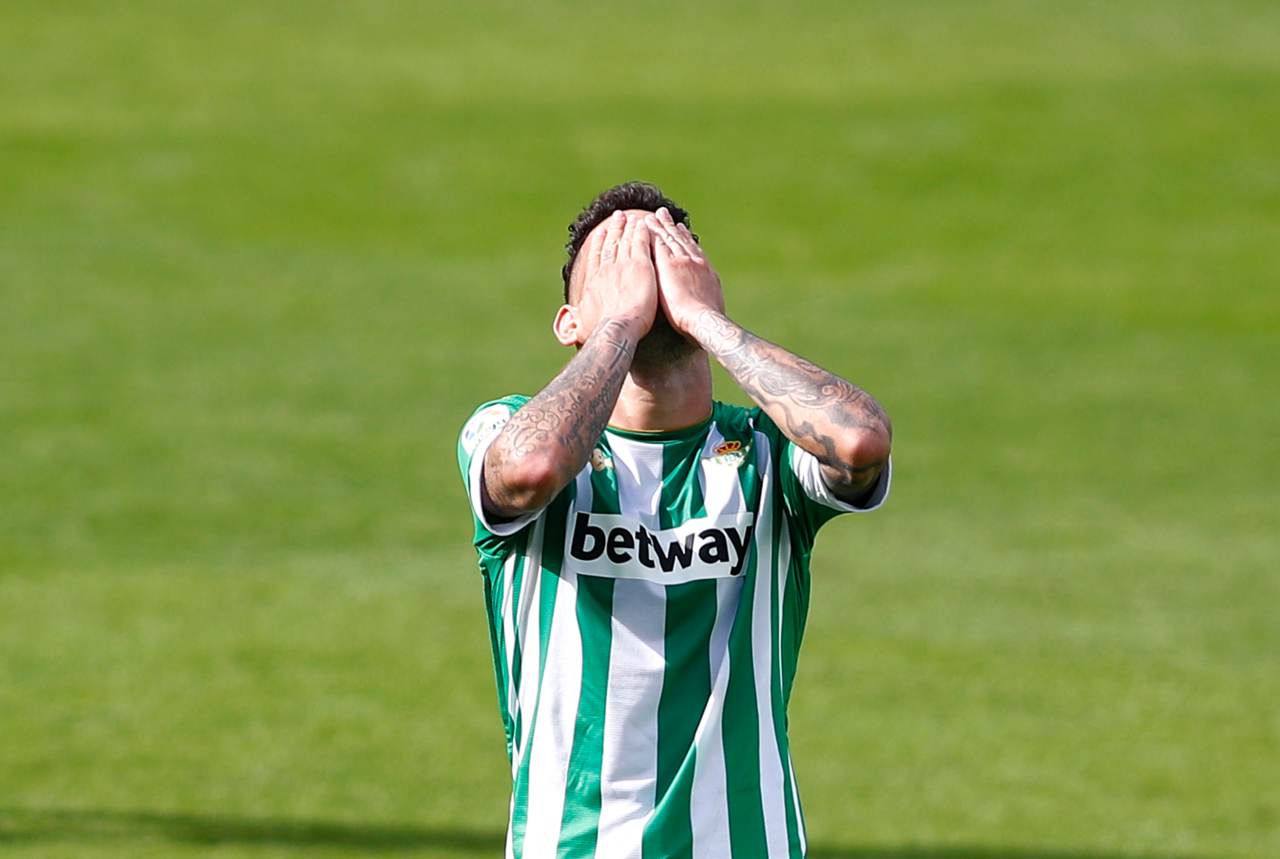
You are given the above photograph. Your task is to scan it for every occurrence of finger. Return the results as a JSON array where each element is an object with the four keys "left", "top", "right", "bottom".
[
  {"left": 599, "top": 209, "right": 625, "bottom": 264},
  {"left": 655, "top": 206, "right": 699, "bottom": 257},
  {"left": 615, "top": 211, "right": 637, "bottom": 258},
  {"left": 625, "top": 212, "right": 652, "bottom": 261},
  {"left": 646, "top": 214, "right": 683, "bottom": 258},
  {"left": 662, "top": 220, "right": 697, "bottom": 259},
  {"left": 645, "top": 213, "right": 679, "bottom": 254},
  {"left": 583, "top": 221, "right": 606, "bottom": 275},
  {"left": 673, "top": 222, "right": 704, "bottom": 259}
]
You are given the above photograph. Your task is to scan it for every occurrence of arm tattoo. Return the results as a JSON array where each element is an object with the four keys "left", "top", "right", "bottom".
[
  {"left": 484, "top": 318, "right": 637, "bottom": 514},
  {"left": 691, "top": 309, "right": 891, "bottom": 493}
]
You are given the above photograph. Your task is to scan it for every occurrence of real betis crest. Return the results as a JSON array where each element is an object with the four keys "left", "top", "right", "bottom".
[{"left": 707, "top": 439, "right": 749, "bottom": 467}]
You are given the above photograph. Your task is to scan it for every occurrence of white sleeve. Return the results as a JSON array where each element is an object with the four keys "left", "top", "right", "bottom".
[
  {"left": 467, "top": 429, "right": 542, "bottom": 536},
  {"left": 788, "top": 445, "right": 892, "bottom": 513}
]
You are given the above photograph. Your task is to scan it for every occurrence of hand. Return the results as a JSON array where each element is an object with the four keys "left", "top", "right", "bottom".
[
  {"left": 579, "top": 210, "right": 659, "bottom": 339},
  {"left": 646, "top": 206, "right": 726, "bottom": 337}
]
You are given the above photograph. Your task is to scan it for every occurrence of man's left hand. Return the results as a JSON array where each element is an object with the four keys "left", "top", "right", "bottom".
[{"left": 646, "top": 207, "right": 726, "bottom": 337}]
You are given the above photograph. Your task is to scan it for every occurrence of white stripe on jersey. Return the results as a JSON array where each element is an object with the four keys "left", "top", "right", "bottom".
[
  {"left": 689, "top": 576, "right": 737, "bottom": 859},
  {"left": 509, "top": 515, "right": 545, "bottom": 859},
  {"left": 698, "top": 425, "right": 747, "bottom": 517},
  {"left": 687, "top": 425, "right": 749, "bottom": 858},
  {"left": 512, "top": 515, "right": 545, "bottom": 771},
  {"left": 595, "top": 435, "right": 666, "bottom": 856},
  {"left": 609, "top": 433, "right": 665, "bottom": 529},
  {"left": 750, "top": 431, "right": 792, "bottom": 857},
  {"left": 595, "top": 578, "right": 666, "bottom": 856},
  {"left": 500, "top": 551, "right": 519, "bottom": 775},
  {"left": 521, "top": 476, "right": 587, "bottom": 856},
  {"left": 789, "top": 761, "right": 807, "bottom": 856},
  {"left": 775, "top": 516, "right": 805, "bottom": 855}
]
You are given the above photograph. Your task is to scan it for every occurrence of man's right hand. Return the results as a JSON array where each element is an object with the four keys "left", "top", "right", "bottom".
[{"left": 578, "top": 210, "right": 659, "bottom": 340}]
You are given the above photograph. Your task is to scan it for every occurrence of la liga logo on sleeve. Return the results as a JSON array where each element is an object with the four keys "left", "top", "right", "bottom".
[{"left": 461, "top": 405, "right": 511, "bottom": 456}]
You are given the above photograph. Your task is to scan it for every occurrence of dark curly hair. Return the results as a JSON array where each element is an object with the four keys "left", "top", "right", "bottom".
[{"left": 561, "top": 181, "right": 696, "bottom": 303}]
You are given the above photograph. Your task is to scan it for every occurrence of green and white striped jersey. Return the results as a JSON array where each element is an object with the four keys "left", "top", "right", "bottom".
[{"left": 457, "top": 395, "right": 890, "bottom": 859}]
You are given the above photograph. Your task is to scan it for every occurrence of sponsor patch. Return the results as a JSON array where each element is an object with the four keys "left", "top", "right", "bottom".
[
  {"left": 460, "top": 404, "right": 511, "bottom": 457},
  {"left": 565, "top": 511, "right": 755, "bottom": 584}
]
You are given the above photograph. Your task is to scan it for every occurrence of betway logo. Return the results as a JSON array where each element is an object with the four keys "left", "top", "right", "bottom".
[{"left": 566, "top": 511, "right": 755, "bottom": 584}]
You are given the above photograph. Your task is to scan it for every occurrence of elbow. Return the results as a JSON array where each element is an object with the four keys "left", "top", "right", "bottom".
[
  {"left": 837, "top": 424, "right": 892, "bottom": 472},
  {"left": 493, "top": 454, "right": 566, "bottom": 514}
]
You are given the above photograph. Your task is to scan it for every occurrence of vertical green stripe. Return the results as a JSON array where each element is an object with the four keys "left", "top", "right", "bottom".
[
  {"left": 779, "top": 553, "right": 810, "bottom": 855},
  {"left": 659, "top": 432, "right": 707, "bottom": 527},
  {"left": 591, "top": 439, "right": 621, "bottom": 515},
  {"left": 498, "top": 530, "right": 529, "bottom": 761},
  {"left": 723, "top": 426, "right": 767, "bottom": 855},
  {"left": 780, "top": 546, "right": 811, "bottom": 708},
  {"left": 721, "top": 542, "right": 767, "bottom": 855},
  {"left": 782, "top": 763, "right": 801, "bottom": 858},
  {"left": 556, "top": 574, "right": 615, "bottom": 857},
  {"left": 794, "top": 768, "right": 809, "bottom": 850},
  {"left": 737, "top": 435, "right": 762, "bottom": 510},
  {"left": 483, "top": 526, "right": 528, "bottom": 766},
  {"left": 643, "top": 580, "right": 716, "bottom": 859},
  {"left": 482, "top": 566, "right": 512, "bottom": 761},
  {"left": 509, "top": 536, "right": 530, "bottom": 758},
  {"left": 770, "top": 497, "right": 803, "bottom": 857}
]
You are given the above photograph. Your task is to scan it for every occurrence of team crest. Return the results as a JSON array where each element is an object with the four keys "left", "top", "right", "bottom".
[{"left": 707, "top": 439, "right": 749, "bottom": 467}]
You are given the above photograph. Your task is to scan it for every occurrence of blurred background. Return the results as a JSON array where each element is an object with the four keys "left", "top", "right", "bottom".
[{"left": 1, "top": 2, "right": 1277, "bottom": 857}]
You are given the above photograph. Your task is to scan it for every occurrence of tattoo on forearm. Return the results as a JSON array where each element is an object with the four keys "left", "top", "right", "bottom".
[
  {"left": 485, "top": 318, "right": 636, "bottom": 511},
  {"left": 691, "top": 310, "right": 890, "bottom": 489}
]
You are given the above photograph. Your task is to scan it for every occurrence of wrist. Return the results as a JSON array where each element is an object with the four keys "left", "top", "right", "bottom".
[
  {"left": 688, "top": 308, "right": 735, "bottom": 348},
  {"left": 597, "top": 313, "right": 650, "bottom": 341}
]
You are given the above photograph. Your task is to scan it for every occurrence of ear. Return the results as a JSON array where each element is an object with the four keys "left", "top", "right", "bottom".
[{"left": 552, "top": 304, "right": 581, "bottom": 347}]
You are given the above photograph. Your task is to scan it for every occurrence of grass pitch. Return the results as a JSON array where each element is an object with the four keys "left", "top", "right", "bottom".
[{"left": 1, "top": 2, "right": 1277, "bottom": 857}]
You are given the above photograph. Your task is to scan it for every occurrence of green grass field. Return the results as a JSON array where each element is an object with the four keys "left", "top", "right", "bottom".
[{"left": 2, "top": 2, "right": 1278, "bottom": 857}]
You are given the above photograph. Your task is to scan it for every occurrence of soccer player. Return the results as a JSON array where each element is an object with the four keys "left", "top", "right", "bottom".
[{"left": 456, "top": 182, "right": 892, "bottom": 859}]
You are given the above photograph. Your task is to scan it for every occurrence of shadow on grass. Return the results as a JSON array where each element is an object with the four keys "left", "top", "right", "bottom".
[{"left": 0, "top": 807, "right": 1202, "bottom": 859}]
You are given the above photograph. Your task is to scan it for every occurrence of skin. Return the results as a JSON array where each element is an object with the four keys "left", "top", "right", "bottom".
[{"left": 481, "top": 206, "right": 892, "bottom": 520}]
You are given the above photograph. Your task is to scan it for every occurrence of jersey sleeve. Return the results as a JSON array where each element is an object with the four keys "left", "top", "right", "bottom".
[
  {"left": 747, "top": 406, "right": 891, "bottom": 547},
  {"left": 457, "top": 394, "right": 537, "bottom": 558}
]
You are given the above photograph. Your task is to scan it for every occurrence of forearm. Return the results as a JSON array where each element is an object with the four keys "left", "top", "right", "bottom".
[
  {"left": 483, "top": 317, "right": 641, "bottom": 515},
  {"left": 690, "top": 309, "right": 892, "bottom": 493}
]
